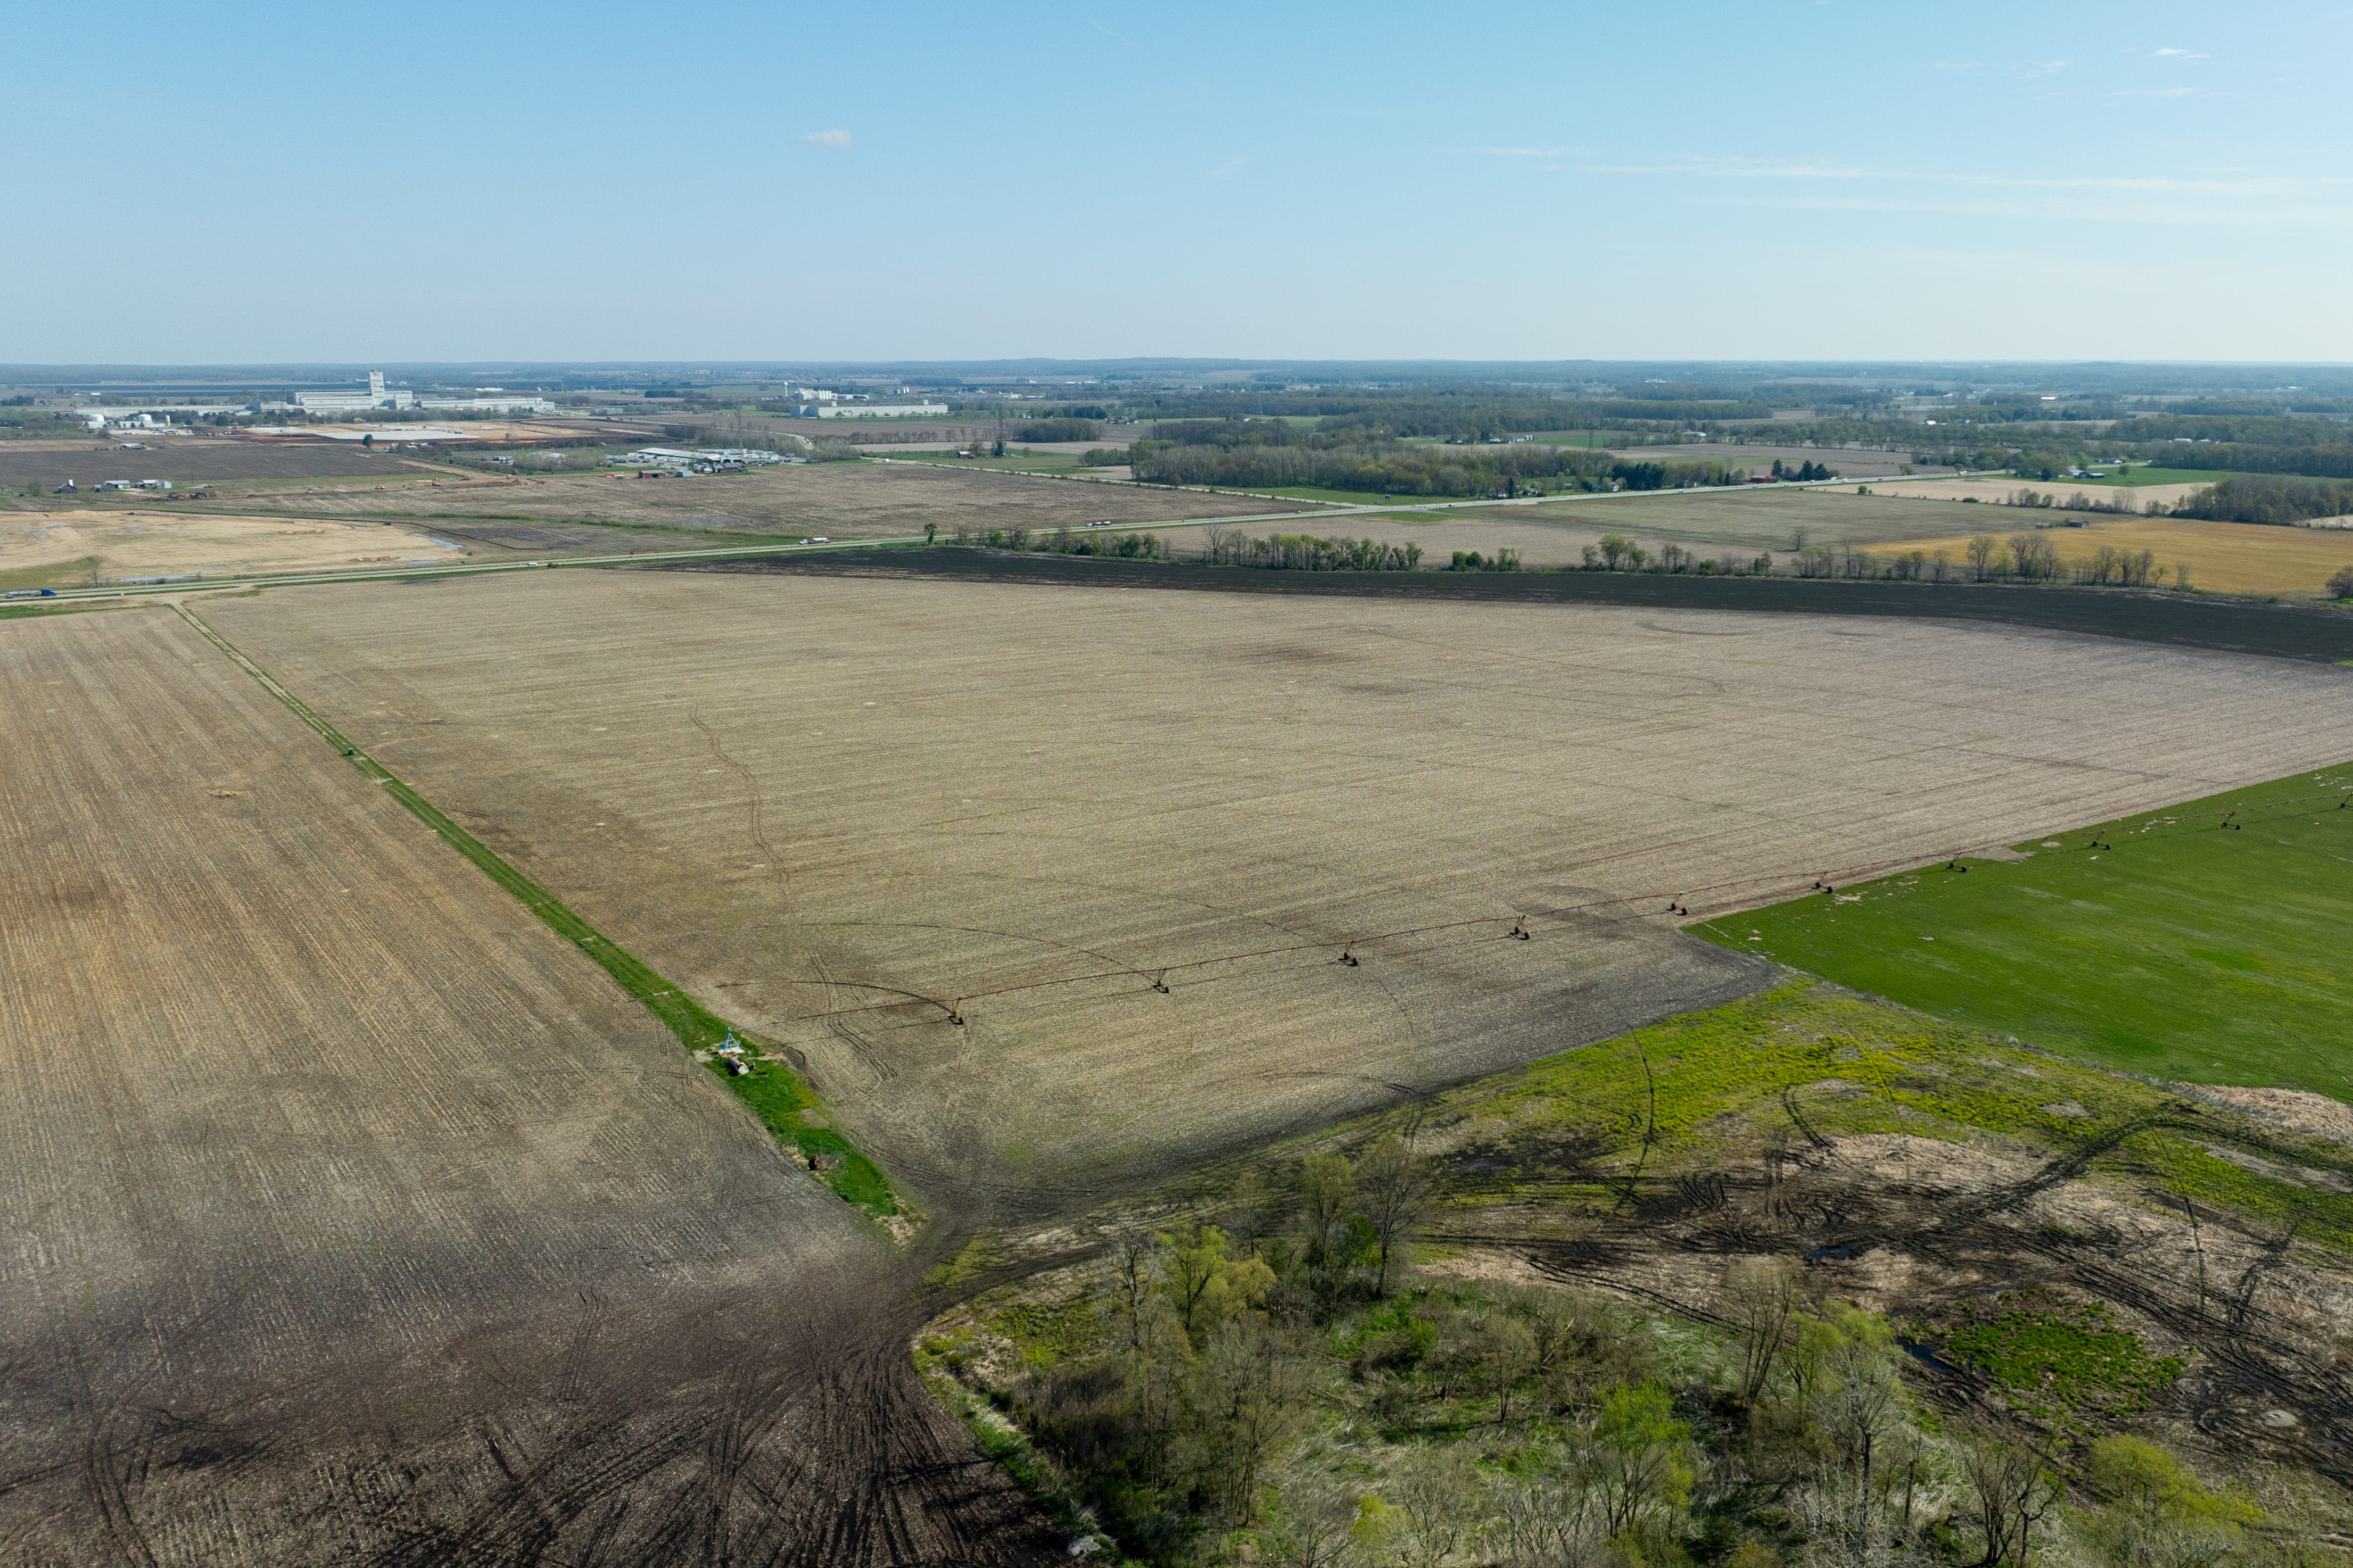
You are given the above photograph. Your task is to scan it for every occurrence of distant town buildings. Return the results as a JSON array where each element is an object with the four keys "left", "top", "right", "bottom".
[{"left": 809, "top": 403, "right": 949, "bottom": 419}]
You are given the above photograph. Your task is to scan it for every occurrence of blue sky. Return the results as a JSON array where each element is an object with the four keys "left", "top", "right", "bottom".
[{"left": 4, "top": 2, "right": 2347, "bottom": 363}]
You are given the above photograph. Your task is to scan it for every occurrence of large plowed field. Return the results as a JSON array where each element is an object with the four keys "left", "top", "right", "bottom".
[
  {"left": 0, "top": 436, "right": 436, "bottom": 488},
  {"left": 208, "top": 571, "right": 2353, "bottom": 1214},
  {"left": 0, "top": 608, "right": 1054, "bottom": 1564},
  {"left": 195, "top": 458, "right": 1291, "bottom": 539}
]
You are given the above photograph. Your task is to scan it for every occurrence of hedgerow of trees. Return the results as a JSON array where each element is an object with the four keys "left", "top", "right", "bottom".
[{"left": 1197, "top": 530, "right": 1424, "bottom": 571}]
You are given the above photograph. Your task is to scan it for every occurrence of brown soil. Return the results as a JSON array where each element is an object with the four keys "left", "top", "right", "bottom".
[
  {"left": 0, "top": 607, "right": 1057, "bottom": 1564},
  {"left": 0, "top": 436, "right": 442, "bottom": 488},
  {"left": 192, "top": 460, "right": 1287, "bottom": 540},
  {"left": 2190, "top": 1085, "right": 2353, "bottom": 1149},
  {"left": 1490, "top": 487, "right": 2051, "bottom": 551}
]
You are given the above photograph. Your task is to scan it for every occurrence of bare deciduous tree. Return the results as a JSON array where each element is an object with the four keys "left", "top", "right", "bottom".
[
  {"left": 1189, "top": 1318, "right": 1315, "bottom": 1525},
  {"left": 1268, "top": 1478, "right": 1361, "bottom": 1568},
  {"left": 1725, "top": 1258, "right": 1799, "bottom": 1405},
  {"left": 1356, "top": 1135, "right": 1439, "bottom": 1297},
  {"left": 1300, "top": 1153, "right": 1353, "bottom": 1267},
  {"left": 1962, "top": 1439, "right": 2061, "bottom": 1568},
  {"left": 1393, "top": 1446, "right": 1484, "bottom": 1568},
  {"left": 1109, "top": 1226, "right": 1158, "bottom": 1352}
]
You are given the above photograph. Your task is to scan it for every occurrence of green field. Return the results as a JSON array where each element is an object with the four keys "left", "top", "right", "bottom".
[
  {"left": 1243, "top": 483, "right": 1462, "bottom": 505},
  {"left": 0, "top": 555, "right": 96, "bottom": 592},
  {"left": 874, "top": 450, "right": 1091, "bottom": 474},
  {"left": 2066, "top": 466, "right": 2235, "bottom": 487},
  {"left": 1697, "top": 765, "right": 2353, "bottom": 1094}
]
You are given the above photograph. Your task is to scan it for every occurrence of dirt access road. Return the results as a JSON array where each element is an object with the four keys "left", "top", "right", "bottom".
[
  {"left": 0, "top": 607, "right": 1058, "bottom": 1565},
  {"left": 209, "top": 569, "right": 2353, "bottom": 1220}
]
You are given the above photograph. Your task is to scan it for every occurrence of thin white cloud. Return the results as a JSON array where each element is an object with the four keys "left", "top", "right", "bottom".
[
  {"left": 802, "top": 128, "right": 854, "bottom": 150},
  {"left": 1576, "top": 156, "right": 2295, "bottom": 197},
  {"left": 1569, "top": 153, "right": 2347, "bottom": 231},
  {"left": 1722, "top": 190, "right": 2350, "bottom": 232},
  {"left": 1204, "top": 155, "right": 1248, "bottom": 181},
  {"left": 1576, "top": 157, "right": 1877, "bottom": 180},
  {"left": 2148, "top": 46, "right": 2208, "bottom": 59}
]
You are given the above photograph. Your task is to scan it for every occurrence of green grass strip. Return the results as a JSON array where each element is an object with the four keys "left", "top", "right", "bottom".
[
  {"left": 0, "top": 600, "right": 128, "bottom": 622},
  {"left": 174, "top": 600, "right": 904, "bottom": 1219}
]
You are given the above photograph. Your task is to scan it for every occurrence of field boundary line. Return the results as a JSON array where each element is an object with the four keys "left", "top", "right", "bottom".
[{"left": 169, "top": 600, "right": 909, "bottom": 1222}]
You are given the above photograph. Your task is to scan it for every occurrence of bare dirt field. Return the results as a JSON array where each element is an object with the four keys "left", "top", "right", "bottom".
[
  {"left": 0, "top": 607, "right": 1052, "bottom": 1564},
  {"left": 1865, "top": 514, "right": 2353, "bottom": 596},
  {"left": 0, "top": 508, "right": 462, "bottom": 585},
  {"left": 1491, "top": 486, "right": 2106, "bottom": 551},
  {"left": 0, "top": 436, "right": 445, "bottom": 489},
  {"left": 1859, "top": 472, "right": 2212, "bottom": 511},
  {"left": 208, "top": 570, "right": 2353, "bottom": 1218},
  {"left": 1200, "top": 510, "right": 1766, "bottom": 569},
  {"left": 193, "top": 459, "right": 1287, "bottom": 540}
]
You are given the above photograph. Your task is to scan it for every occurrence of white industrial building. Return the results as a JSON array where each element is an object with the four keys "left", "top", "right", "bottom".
[
  {"left": 296, "top": 370, "right": 416, "bottom": 412},
  {"left": 418, "top": 394, "right": 558, "bottom": 414},
  {"left": 293, "top": 372, "right": 555, "bottom": 416},
  {"left": 811, "top": 402, "right": 948, "bottom": 418}
]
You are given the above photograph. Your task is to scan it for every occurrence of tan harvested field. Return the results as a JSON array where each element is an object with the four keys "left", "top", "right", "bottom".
[
  {"left": 0, "top": 608, "right": 1050, "bottom": 1563},
  {"left": 199, "top": 459, "right": 1287, "bottom": 540},
  {"left": 1863, "top": 513, "right": 2353, "bottom": 596},
  {"left": 210, "top": 571, "right": 2353, "bottom": 1214},
  {"left": 1857, "top": 472, "right": 2212, "bottom": 510},
  {"left": 0, "top": 508, "right": 461, "bottom": 583},
  {"left": 1489, "top": 486, "right": 2095, "bottom": 551}
]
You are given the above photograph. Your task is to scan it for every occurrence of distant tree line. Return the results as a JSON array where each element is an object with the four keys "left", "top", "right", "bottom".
[
  {"left": 2158, "top": 444, "right": 2353, "bottom": 480},
  {"left": 1611, "top": 459, "right": 1748, "bottom": 490},
  {"left": 1110, "top": 387, "right": 1777, "bottom": 438},
  {"left": 2176, "top": 474, "right": 2353, "bottom": 524},
  {"left": 2117, "top": 413, "right": 2343, "bottom": 446},
  {"left": 1124, "top": 437, "right": 1745, "bottom": 498},
  {"left": 1128, "top": 441, "right": 1609, "bottom": 496}
]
